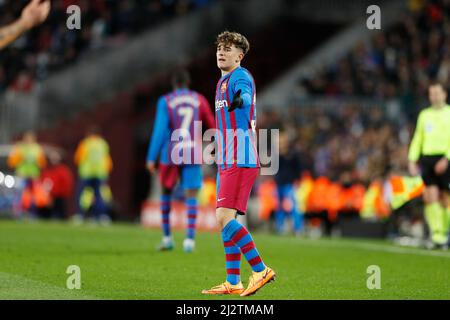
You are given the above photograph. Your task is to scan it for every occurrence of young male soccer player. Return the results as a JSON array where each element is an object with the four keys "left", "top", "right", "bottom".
[
  {"left": 408, "top": 82, "right": 450, "bottom": 248},
  {"left": 0, "top": 0, "right": 50, "bottom": 50},
  {"left": 146, "top": 69, "right": 214, "bottom": 253},
  {"left": 202, "top": 31, "right": 275, "bottom": 296}
]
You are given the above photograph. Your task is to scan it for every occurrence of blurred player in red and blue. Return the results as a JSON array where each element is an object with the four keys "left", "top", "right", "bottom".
[
  {"left": 146, "top": 69, "right": 214, "bottom": 253},
  {"left": 202, "top": 31, "right": 275, "bottom": 297}
]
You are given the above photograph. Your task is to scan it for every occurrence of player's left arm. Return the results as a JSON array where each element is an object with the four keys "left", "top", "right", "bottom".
[
  {"left": 104, "top": 141, "right": 113, "bottom": 172},
  {"left": 7, "top": 146, "right": 21, "bottom": 169},
  {"left": 37, "top": 146, "right": 46, "bottom": 168},
  {"left": 0, "top": 0, "right": 51, "bottom": 50},
  {"left": 228, "top": 74, "right": 253, "bottom": 112},
  {"left": 435, "top": 111, "right": 450, "bottom": 174}
]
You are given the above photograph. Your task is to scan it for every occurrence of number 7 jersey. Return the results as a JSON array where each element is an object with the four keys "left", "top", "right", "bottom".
[
  {"left": 214, "top": 66, "right": 259, "bottom": 171},
  {"left": 147, "top": 88, "right": 215, "bottom": 165}
]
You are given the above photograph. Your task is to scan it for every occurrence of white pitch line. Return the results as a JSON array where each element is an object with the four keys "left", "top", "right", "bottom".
[{"left": 297, "top": 239, "right": 450, "bottom": 259}]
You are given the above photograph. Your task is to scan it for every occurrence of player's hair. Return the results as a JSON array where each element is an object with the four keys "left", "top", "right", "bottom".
[
  {"left": 171, "top": 68, "right": 190, "bottom": 89},
  {"left": 216, "top": 31, "right": 250, "bottom": 55},
  {"left": 429, "top": 80, "right": 447, "bottom": 91},
  {"left": 86, "top": 125, "right": 101, "bottom": 136}
]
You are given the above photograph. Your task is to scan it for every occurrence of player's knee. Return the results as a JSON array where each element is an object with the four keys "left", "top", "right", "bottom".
[
  {"left": 215, "top": 208, "right": 235, "bottom": 228},
  {"left": 439, "top": 191, "right": 450, "bottom": 206},
  {"left": 215, "top": 210, "right": 226, "bottom": 228},
  {"left": 424, "top": 186, "right": 439, "bottom": 203}
]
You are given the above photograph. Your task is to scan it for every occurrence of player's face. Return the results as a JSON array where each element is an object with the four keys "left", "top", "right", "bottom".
[
  {"left": 217, "top": 43, "right": 244, "bottom": 72},
  {"left": 429, "top": 85, "right": 447, "bottom": 106},
  {"left": 23, "top": 132, "right": 36, "bottom": 143}
]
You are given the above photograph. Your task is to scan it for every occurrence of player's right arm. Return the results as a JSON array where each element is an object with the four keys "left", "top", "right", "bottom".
[
  {"left": 146, "top": 97, "right": 170, "bottom": 174},
  {"left": 74, "top": 139, "right": 86, "bottom": 167},
  {"left": 0, "top": 0, "right": 50, "bottom": 50},
  {"left": 7, "top": 146, "right": 21, "bottom": 169},
  {"left": 408, "top": 111, "right": 424, "bottom": 176}
]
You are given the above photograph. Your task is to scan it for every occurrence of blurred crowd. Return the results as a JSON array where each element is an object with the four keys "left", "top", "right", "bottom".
[
  {"left": 0, "top": 0, "right": 215, "bottom": 93},
  {"left": 259, "top": 104, "right": 412, "bottom": 186},
  {"left": 254, "top": 104, "right": 425, "bottom": 238},
  {"left": 299, "top": 0, "right": 450, "bottom": 117}
]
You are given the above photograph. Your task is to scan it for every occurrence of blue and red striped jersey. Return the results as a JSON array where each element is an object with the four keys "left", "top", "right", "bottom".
[
  {"left": 147, "top": 88, "right": 214, "bottom": 165},
  {"left": 214, "top": 67, "right": 259, "bottom": 171}
]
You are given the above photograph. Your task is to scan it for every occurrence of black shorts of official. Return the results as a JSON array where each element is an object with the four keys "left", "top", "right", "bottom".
[{"left": 419, "top": 155, "right": 450, "bottom": 191}]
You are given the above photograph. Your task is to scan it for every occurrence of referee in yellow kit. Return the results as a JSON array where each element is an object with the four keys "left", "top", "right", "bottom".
[{"left": 408, "top": 82, "right": 450, "bottom": 248}]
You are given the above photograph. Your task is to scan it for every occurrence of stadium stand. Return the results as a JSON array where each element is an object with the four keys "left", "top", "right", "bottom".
[
  {"left": 0, "top": 0, "right": 444, "bottom": 241},
  {"left": 299, "top": 0, "right": 450, "bottom": 118},
  {"left": 0, "top": 0, "right": 216, "bottom": 93}
]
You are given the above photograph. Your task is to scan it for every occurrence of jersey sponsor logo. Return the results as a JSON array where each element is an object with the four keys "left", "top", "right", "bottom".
[
  {"left": 425, "top": 123, "right": 433, "bottom": 132},
  {"left": 215, "top": 99, "right": 228, "bottom": 111}
]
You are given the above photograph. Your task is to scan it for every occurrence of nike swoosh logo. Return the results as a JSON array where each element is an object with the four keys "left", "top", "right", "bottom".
[{"left": 218, "top": 198, "right": 226, "bottom": 202}]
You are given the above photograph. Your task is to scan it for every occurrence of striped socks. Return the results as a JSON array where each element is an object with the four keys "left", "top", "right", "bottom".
[
  {"left": 161, "top": 194, "right": 171, "bottom": 237},
  {"left": 222, "top": 231, "right": 241, "bottom": 285},
  {"left": 222, "top": 219, "right": 265, "bottom": 273},
  {"left": 186, "top": 198, "right": 198, "bottom": 240}
]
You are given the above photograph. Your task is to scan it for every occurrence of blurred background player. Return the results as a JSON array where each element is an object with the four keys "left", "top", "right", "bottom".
[
  {"left": 7, "top": 131, "right": 46, "bottom": 218},
  {"left": 74, "top": 127, "right": 113, "bottom": 224},
  {"left": 40, "top": 149, "right": 74, "bottom": 220},
  {"left": 146, "top": 69, "right": 214, "bottom": 252},
  {"left": 0, "top": 0, "right": 50, "bottom": 50},
  {"left": 274, "top": 130, "right": 304, "bottom": 235},
  {"left": 202, "top": 31, "right": 275, "bottom": 297},
  {"left": 408, "top": 82, "right": 450, "bottom": 249}
]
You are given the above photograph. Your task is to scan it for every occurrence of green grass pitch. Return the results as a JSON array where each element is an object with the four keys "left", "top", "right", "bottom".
[{"left": 0, "top": 220, "right": 449, "bottom": 300}]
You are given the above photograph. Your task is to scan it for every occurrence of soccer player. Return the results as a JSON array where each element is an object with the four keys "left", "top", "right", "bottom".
[
  {"left": 7, "top": 131, "right": 47, "bottom": 218},
  {"left": 40, "top": 149, "right": 74, "bottom": 219},
  {"left": 146, "top": 69, "right": 214, "bottom": 253},
  {"left": 274, "top": 131, "right": 304, "bottom": 235},
  {"left": 0, "top": 0, "right": 50, "bottom": 50},
  {"left": 202, "top": 31, "right": 275, "bottom": 297},
  {"left": 74, "top": 127, "right": 113, "bottom": 224},
  {"left": 408, "top": 82, "right": 450, "bottom": 248}
]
